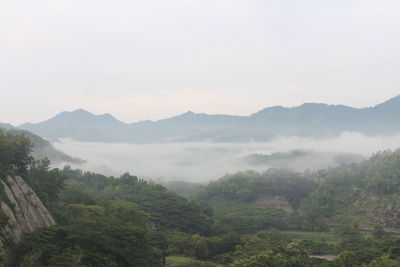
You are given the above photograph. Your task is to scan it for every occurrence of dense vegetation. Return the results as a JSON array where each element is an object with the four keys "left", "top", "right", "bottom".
[
  {"left": 9, "top": 202, "right": 160, "bottom": 266},
  {"left": 0, "top": 129, "right": 33, "bottom": 177},
  {"left": 61, "top": 169, "right": 213, "bottom": 235},
  {"left": 196, "top": 169, "right": 316, "bottom": 207},
  {"left": 244, "top": 149, "right": 364, "bottom": 170},
  {"left": 3, "top": 129, "right": 400, "bottom": 266}
]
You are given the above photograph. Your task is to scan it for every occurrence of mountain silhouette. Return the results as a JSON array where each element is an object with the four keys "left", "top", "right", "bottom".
[{"left": 17, "top": 95, "right": 400, "bottom": 143}]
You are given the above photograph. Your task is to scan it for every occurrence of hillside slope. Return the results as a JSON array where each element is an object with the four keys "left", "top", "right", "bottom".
[
  {"left": 0, "top": 127, "right": 85, "bottom": 165},
  {"left": 192, "top": 149, "right": 400, "bottom": 234}
]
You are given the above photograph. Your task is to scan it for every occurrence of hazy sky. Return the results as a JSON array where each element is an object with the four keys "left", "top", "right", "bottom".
[{"left": 1, "top": 0, "right": 399, "bottom": 125}]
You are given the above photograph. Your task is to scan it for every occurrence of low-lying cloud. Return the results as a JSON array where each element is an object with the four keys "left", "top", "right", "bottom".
[{"left": 52, "top": 132, "right": 400, "bottom": 183}]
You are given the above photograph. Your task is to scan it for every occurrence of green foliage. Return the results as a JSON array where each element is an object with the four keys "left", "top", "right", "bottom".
[
  {"left": 5, "top": 142, "right": 400, "bottom": 267},
  {"left": 373, "top": 224, "right": 387, "bottom": 239},
  {"left": 245, "top": 149, "right": 363, "bottom": 169},
  {"left": 365, "top": 150, "right": 400, "bottom": 194},
  {"left": 227, "top": 243, "right": 324, "bottom": 267},
  {"left": 62, "top": 169, "right": 213, "bottom": 235},
  {"left": 165, "top": 256, "right": 214, "bottom": 267},
  {"left": 8, "top": 129, "right": 85, "bottom": 165},
  {"left": 196, "top": 169, "right": 316, "bottom": 208},
  {"left": 0, "top": 129, "right": 33, "bottom": 177},
  {"left": 215, "top": 208, "right": 288, "bottom": 234},
  {"left": 213, "top": 230, "right": 289, "bottom": 264},
  {"left": 297, "top": 240, "right": 336, "bottom": 255},
  {"left": 168, "top": 233, "right": 242, "bottom": 261},
  {"left": 336, "top": 223, "right": 365, "bottom": 252},
  {"left": 9, "top": 202, "right": 161, "bottom": 267},
  {"left": 296, "top": 184, "right": 341, "bottom": 231},
  {"left": 190, "top": 234, "right": 209, "bottom": 259},
  {"left": 26, "top": 157, "right": 66, "bottom": 207},
  {"left": 294, "top": 149, "right": 400, "bottom": 230},
  {"left": 330, "top": 235, "right": 400, "bottom": 267},
  {"left": 59, "top": 188, "right": 97, "bottom": 206},
  {"left": 362, "top": 255, "right": 400, "bottom": 267},
  {"left": 335, "top": 248, "right": 382, "bottom": 267}
]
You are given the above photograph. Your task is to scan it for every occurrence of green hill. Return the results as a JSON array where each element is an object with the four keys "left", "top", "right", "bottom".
[
  {"left": 0, "top": 127, "right": 85, "bottom": 164},
  {"left": 4, "top": 128, "right": 400, "bottom": 266}
]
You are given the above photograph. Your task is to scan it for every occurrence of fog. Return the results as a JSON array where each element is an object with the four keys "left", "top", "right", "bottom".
[{"left": 52, "top": 132, "right": 400, "bottom": 183}]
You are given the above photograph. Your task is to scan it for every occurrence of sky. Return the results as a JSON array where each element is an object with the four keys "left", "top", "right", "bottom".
[{"left": 1, "top": 0, "right": 399, "bottom": 125}]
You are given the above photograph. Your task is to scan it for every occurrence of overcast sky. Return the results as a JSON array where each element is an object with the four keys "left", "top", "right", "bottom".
[{"left": 1, "top": 0, "right": 399, "bottom": 125}]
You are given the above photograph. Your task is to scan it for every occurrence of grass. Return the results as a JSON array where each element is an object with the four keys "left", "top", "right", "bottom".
[{"left": 166, "top": 256, "right": 214, "bottom": 267}]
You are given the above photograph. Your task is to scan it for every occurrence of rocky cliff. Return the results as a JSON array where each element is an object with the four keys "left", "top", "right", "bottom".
[{"left": 0, "top": 175, "right": 55, "bottom": 245}]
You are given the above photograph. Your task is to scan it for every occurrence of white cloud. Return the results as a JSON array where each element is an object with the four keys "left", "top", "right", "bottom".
[{"left": 53, "top": 132, "right": 400, "bottom": 182}]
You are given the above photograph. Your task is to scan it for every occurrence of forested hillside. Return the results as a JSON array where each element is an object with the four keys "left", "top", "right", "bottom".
[
  {"left": 0, "top": 130, "right": 161, "bottom": 266},
  {"left": 244, "top": 150, "right": 364, "bottom": 170},
  {"left": 196, "top": 149, "right": 400, "bottom": 231},
  {"left": 22, "top": 151, "right": 400, "bottom": 266},
  {"left": 3, "top": 128, "right": 400, "bottom": 266}
]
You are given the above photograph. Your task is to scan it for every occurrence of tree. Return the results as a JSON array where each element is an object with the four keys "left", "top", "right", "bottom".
[
  {"left": 0, "top": 129, "right": 33, "bottom": 177},
  {"left": 9, "top": 202, "right": 161, "bottom": 266},
  {"left": 362, "top": 255, "right": 400, "bottom": 267},
  {"left": 191, "top": 234, "right": 209, "bottom": 259},
  {"left": 229, "top": 243, "right": 322, "bottom": 267},
  {"left": 26, "top": 157, "right": 66, "bottom": 206}
]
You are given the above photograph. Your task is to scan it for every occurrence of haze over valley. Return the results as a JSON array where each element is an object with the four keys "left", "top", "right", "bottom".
[
  {"left": 52, "top": 133, "right": 400, "bottom": 182},
  {"left": 2, "top": 96, "right": 399, "bottom": 182}
]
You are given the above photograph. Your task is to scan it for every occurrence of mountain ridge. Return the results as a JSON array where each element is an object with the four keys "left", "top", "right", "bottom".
[{"left": 17, "top": 95, "right": 400, "bottom": 143}]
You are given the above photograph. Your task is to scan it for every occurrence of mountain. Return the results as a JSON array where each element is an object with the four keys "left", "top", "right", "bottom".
[
  {"left": 19, "top": 109, "right": 127, "bottom": 142},
  {"left": 18, "top": 95, "right": 400, "bottom": 143}
]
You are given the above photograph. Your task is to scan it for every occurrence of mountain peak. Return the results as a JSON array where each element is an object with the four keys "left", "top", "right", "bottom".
[
  {"left": 169, "top": 111, "right": 197, "bottom": 119},
  {"left": 14, "top": 95, "right": 400, "bottom": 143},
  {"left": 182, "top": 111, "right": 195, "bottom": 116},
  {"left": 55, "top": 109, "right": 92, "bottom": 118},
  {"left": 71, "top": 108, "right": 91, "bottom": 114},
  {"left": 47, "top": 109, "right": 123, "bottom": 125}
]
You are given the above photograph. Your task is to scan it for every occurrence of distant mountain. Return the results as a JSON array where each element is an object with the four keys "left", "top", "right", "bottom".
[
  {"left": 18, "top": 109, "right": 126, "bottom": 142},
  {"left": 18, "top": 95, "right": 400, "bottom": 143}
]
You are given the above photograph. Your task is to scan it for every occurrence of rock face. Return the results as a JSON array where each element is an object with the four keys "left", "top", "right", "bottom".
[{"left": 0, "top": 175, "right": 55, "bottom": 244}]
